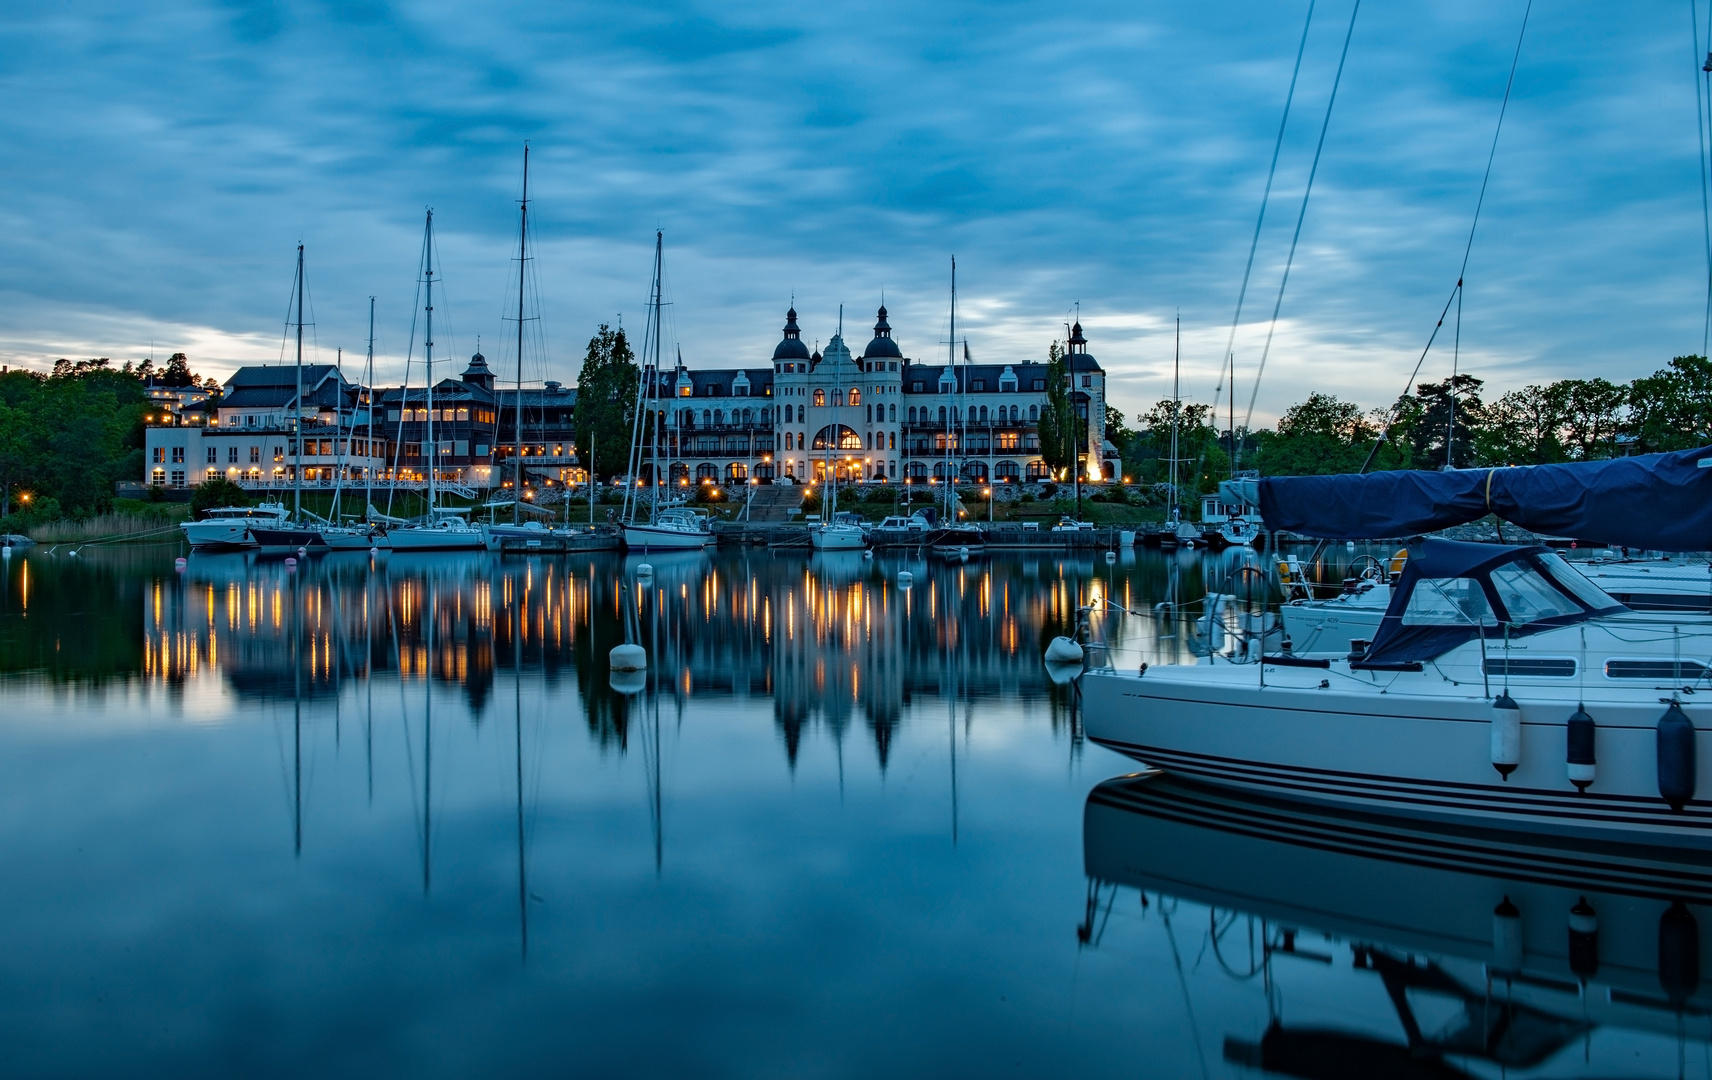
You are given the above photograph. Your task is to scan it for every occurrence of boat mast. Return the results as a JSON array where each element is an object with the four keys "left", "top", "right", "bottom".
[
  {"left": 331, "top": 346, "right": 345, "bottom": 521},
  {"left": 650, "top": 233, "right": 663, "bottom": 518},
  {"left": 424, "top": 210, "right": 437, "bottom": 516},
  {"left": 514, "top": 143, "right": 529, "bottom": 525},
  {"left": 1170, "top": 313, "right": 1180, "bottom": 524},
  {"left": 365, "top": 296, "right": 375, "bottom": 517},
  {"left": 293, "top": 243, "right": 304, "bottom": 523},
  {"left": 946, "top": 257, "right": 955, "bottom": 521}
]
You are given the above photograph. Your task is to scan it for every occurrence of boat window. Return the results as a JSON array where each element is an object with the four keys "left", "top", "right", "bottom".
[
  {"left": 1534, "top": 552, "right": 1623, "bottom": 611},
  {"left": 1482, "top": 658, "right": 1577, "bottom": 677},
  {"left": 1401, "top": 578, "right": 1495, "bottom": 627},
  {"left": 1489, "top": 562, "right": 1583, "bottom": 624},
  {"left": 1606, "top": 659, "right": 1710, "bottom": 680}
]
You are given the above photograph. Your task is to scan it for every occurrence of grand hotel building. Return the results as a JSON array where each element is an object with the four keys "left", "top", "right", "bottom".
[
  {"left": 638, "top": 306, "right": 1116, "bottom": 488},
  {"left": 142, "top": 305, "right": 1117, "bottom": 493}
]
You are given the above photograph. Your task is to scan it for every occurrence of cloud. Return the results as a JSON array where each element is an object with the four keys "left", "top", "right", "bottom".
[{"left": 0, "top": 0, "right": 1705, "bottom": 424}]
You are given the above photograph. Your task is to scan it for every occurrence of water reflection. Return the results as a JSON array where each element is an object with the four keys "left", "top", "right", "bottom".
[{"left": 1083, "top": 774, "right": 1712, "bottom": 1077}]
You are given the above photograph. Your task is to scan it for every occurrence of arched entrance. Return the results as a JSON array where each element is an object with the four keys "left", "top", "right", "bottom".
[{"left": 811, "top": 425, "right": 863, "bottom": 451}]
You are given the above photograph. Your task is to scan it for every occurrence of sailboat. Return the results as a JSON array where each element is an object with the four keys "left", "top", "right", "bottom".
[
  {"left": 928, "top": 258, "right": 982, "bottom": 558},
  {"left": 319, "top": 305, "right": 390, "bottom": 550},
  {"left": 621, "top": 232, "right": 712, "bottom": 552},
  {"left": 248, "top": 244, "right": 332, "bottom": 555},
  {"left": 388, "top": 209, "right": 484, "bottom": 552},
  {"left": 810, "top": 307, "right": 867, "bottom": 551}
]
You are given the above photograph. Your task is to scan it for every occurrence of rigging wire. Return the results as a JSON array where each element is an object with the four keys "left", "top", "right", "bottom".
[
  {"left": 1695, "top": 0, "right": 1712, "bottom": 357},
  {"left": 1357, "top": 0, "right": 1533, "bottom": 475},
  {"left": 1236, "top": 0, "right": 1363, "bottom": 465}
]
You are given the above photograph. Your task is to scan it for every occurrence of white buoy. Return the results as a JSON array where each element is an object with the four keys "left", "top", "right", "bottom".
[
  {"left": 369, "top": 546, "right": 379, "bottom": 555},
  {"left": 1346, "top": 540, "right": 1356, "bottom": 551},
  {"left": 1044, "top": 636, "right": 1084, "bottom": 665},
  {"left": 957, "top": 546, "right": 969, "bottom": 560},
  {"left": 174, "top": 557, "right": 187, "bottom": 571},
  {"left": 284, "top": 557, "right": 297, "bottom": 569},
  {"left": 898, "top": 571, "right": 913, "bottom": 589},
  {"left": 67, "top": 549, "right": 78, "bottom": 557},
  {"left": 297, "top": 546, "right": 308, "bottom": 557},
  {"left": 636, "top": 562, "right": 654, "bottom": 578},
  {"left": 610, "top": 668, "right": 647, "bottom": 695},
  {"left": 1105, "top": 550, "right": 1117, "bottom": 563},
  {"left": 1044, "top": 660, "right": 1083, "bottom": 686},
  {"left": 862, "top": 550, "right": 873, "bottom": 560},
  {"left": 1491, "top": 692, "right": 1521, "bottom": 779},
  {"left": 609, "top": 643, "right": 647, "bottom": 671},
  {"left": 1, "top": 546, "right": 11, "bottom": 559}
]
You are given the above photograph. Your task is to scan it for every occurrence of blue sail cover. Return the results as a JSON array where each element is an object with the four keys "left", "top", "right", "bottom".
[{"left": 1236, "top": 446, "right": 1712, "bottom": 551}]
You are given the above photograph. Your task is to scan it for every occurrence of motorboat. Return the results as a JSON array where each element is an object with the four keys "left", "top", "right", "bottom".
[
  {"left": 1083, "top": 538, "right": 1712, "bottom": 846},
  {"left": 248, "top": 525, "right": 327, "bottom": 556},
  {"left": 387, "top": 514, "right": 485, "bottom": 552},
  {"left": 481, "top": 519, "right": 550, "bottom": 551},
  {"left": 1216, "top": 516, "right": 1259, "bottom": 547},
  {"left": 809, "top": 522, "right": 867, "bottom": 550},
  {"left": 928, "top": 522, "right": 983, "bottom": 558},
  {"left": 1082, "top": 773, "right": 1712, "bottom": 1067},
  {"left": 1050, "top": 517, "right": 1095, "bottom": 532},
  {"left": 179, "top": 503, "right": 290, "bottom": 550},
  {"left": 869, "top": 512, "right": 933, "bottom": 548},
  {"left": 623, "top": 507, "right": 712, "bottom": 551}
]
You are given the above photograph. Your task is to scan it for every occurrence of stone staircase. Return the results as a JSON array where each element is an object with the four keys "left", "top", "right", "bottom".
[{"left": 741, "top": 485, "right": 805, "bottom": 523}]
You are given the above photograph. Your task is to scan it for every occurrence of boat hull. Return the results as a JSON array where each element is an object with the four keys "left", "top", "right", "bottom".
[
  {"left": 248, "top": 527, "right": 326, "bottom": 555},
  {"left": 1080, "top": 668, "right": 1712, "bottom": 847},
  {"left": 386, "top": 526, "right": 485, "bottom": 552},
  {"left": 809, "top": 525, "right": 867, "bottom": 550},
  {"left": 622, "top": 524, "right": 711, "bottom": 551},
  {"left": 180, "top": 521, "right": 262, "bottom": 550}
]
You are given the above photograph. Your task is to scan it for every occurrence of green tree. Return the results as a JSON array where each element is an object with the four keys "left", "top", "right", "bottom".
[
  {"left": 161, "top": 352, "right": 196, "bottom": 388},
  {"left": 573, "top": 324, "right": 638, "bottom": 483},
  {"left": 1136, "top": 399, "right": 1226, "bottom": 494},
  {"left": 191, "top": 477, "right": 250, "bottom": 515},
  {"left": 1252, "top": 392, "right": 1381, "bottom": 475},
  {"left": 1402, "top": 375, "right": 1485, "bottom": 469},
  {"left": 1626, "top": 355, "right": 1712, "bottom": 453},
  {"left": 1475, "top": 383, "right": 1566, "bottom": 466},
  {"left": 1036, "top": 341, "right": 1077, "bottom": 478}
]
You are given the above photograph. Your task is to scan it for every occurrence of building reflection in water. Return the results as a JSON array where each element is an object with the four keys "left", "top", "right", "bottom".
[
  {"left": 1082, "top": 774, "right": 1712, "bottom": 1077},
  {"left": 132, "top": 547, "right": 1231, "bottom": 770}
]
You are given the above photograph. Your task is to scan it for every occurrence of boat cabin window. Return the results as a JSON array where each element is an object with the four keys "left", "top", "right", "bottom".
[
  {"left": 1482, "top": 658, "right": 1576, "bottom": 677},
  {"left": 1606, "top": 659, "right": 1710, "bottom": 680},
  {"left": 1400, "top": 578, "right": 1494, "bottom": 627},
  {"left": 1488, "top": 562, "right": 1584, "bottom": 624},
  {"left": 1534, "top": 552, "right": 1623, "bottom": 611}
]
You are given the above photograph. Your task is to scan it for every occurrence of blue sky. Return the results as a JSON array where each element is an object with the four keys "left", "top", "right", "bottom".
[{"left": 0, "top": 0, "right": 1705, "bottom": 423}]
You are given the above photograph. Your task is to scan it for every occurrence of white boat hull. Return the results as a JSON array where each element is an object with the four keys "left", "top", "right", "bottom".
[
  {"left": 386, "top": 526, "right": 485, "bottom": 552},
  {"left": 810, "top": 525, "right": 867, "bottom": 550},
  {"left": 1081, "top": 667, "right": 1712, "bottom": 847},
  {"left": 623, "top": 524, "right": 711, "bottom": 551},
  {"left": 181, "top": 521, "right": 265, "bottom": 549}
]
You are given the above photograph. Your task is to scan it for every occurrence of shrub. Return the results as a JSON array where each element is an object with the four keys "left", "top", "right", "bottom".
[{"left": 191, "top": 477, "right": 250, "bottom": 516}]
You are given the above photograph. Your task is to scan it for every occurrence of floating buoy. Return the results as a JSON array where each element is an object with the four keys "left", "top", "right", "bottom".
[
  {"left": 284, "top": 557, "right": 297, "bottom": 569},
  {"left": 957, "top": 546, "right": 969, "bottom": 560},
  {"left": 369, "top": 546, "right": 379, "bottom": 555},
  {"left": 1569, "top": 896, "right": 1599, "bottom": 981},
  {"left": 1044, "top": 660, "right": 1082, "bottom": 686},
  {"left": 1566, "top": 704, "right": 1596, "bottom": 791},
  {"left": 1044, "top": 636, "right": 1084, "bottom": 665},
  {"left": 297, "top": 547, "right": 307, "bottom": 557},
  {"left": 636, "top": 562, "right": 654, "bottom": 578},
  {"left": 1346, "top": 540, "right": 1356, "bottom": 552},
  {"left": 1660, "top": 900, "right": 1701, "bottom": 1005},
  {"left": 609, "top": 668, "right": 647, "bottom": 695},
  {"left": 67, "top": 549, "right": 78, "bottom": 557},
  {"left": 1657, "top": 703, "right": 1696, "bottom": 810},
  {"left": 862, "top": 550, "right": 873, "bottom": 560},
  {"left": 609, "top": 643, "right": 647, "bottom": 672},
  {"left": 1, "top": 546, "right": 11, "bottom": 559},
  {"left": 1492, "top": 896, "right": 1523, "bottom": 974},
  {"left": 1490, "top": 693, "right": 1521, "bottom": 779},
  {"left": 898, "top": 571, "right": 913, "bottom": 589},
  {"left": 174, "top": 557, "right": 187, "bottom": 571},
  {"left": 1104, "top": 550, "right": 1117, "bottom": 563}
]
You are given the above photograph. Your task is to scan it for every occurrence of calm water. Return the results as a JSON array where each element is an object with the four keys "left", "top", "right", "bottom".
[{"left": 0, "top": 543, "right": 1706, "bottom": 1078}]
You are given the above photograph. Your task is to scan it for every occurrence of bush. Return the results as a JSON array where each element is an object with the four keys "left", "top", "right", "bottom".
[
  {"left": 1038, "top": 482, "right": 1058, "bottom": 499},
  {"left": 191, "top": 477, "right": 250, "bottom": 516}
]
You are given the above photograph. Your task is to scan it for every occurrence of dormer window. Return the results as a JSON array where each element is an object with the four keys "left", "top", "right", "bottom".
[{"left": 972, "top": 380, "right": 985, "bottom": 391}]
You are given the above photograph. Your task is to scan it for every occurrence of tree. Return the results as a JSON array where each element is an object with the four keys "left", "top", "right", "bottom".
[
  {"left": 191, "top": 477, "right": 250, "bottom": 515},
  {"left": 1404, "top": 375, "right": 1485, "bottom": 469},
  {"left": 1252, "top": 393, "right": 1381, "bottom": 476},
  {"left": 1559, "top": 378, "right": 1627, "bottom": 459},
  {"left": 1476, "top": 383, "right": 1566, "bottom": 466},
  {"left": 573, "top": 324, "right": 638, "bottom": 483},
  {"left": 1036, "top": 341, "right": 1076, "bottom": 478},
  {"left": 1626, "top": 355, "right": 1712, "bottom": 453},
  {"left": 161, "top": 353, "right": 195, "bottom": 388},
  {"left": 1136, "top": 399, "right": 1225, "bottom": 493}
]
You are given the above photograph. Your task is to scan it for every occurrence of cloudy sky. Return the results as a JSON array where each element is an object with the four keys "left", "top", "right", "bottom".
[{"left": 0, "top": 0, "right": 1705, "bottom": 423}]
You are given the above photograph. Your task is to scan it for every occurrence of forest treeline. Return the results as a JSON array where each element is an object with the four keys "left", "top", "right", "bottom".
[
  {"left": 1108, "top": 354, "right": 1712, "bottom": 493},
  {"left": 2, "top": 347, "right": 1709, "bottom": 522}
]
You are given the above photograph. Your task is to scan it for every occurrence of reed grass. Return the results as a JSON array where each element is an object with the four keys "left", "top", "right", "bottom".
[{"left": 28, "top": 512, "right": 185, "bottom": 544}]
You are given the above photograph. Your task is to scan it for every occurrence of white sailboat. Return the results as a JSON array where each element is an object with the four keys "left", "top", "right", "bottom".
[
  {"left": 1083, "top": 538, "right": 1712, "bottom": 847},
  {"left": 386, "top": 209, "right": 484, "bottom": 553}
]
